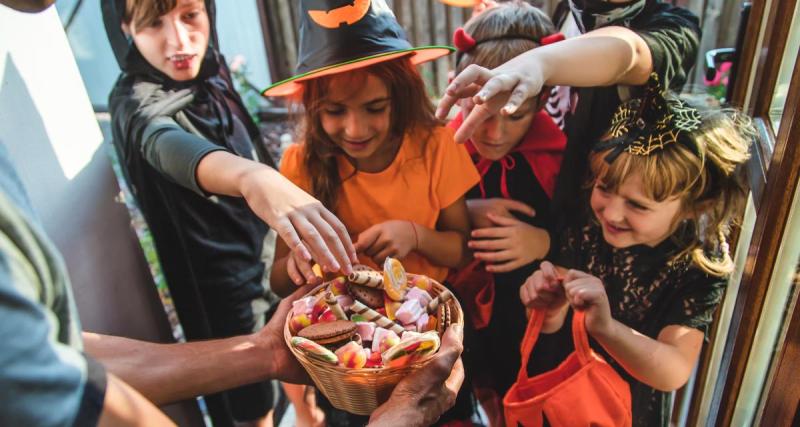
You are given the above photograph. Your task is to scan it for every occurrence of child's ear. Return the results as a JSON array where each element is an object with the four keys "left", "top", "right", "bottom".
[{"left": 121, "top": 22, "right": 131, "bottom": 36}]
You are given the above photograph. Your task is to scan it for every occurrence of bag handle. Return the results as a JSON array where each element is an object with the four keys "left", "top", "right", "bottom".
[{"left": 516, "top": 309, "right": 593, "bottom": 382}]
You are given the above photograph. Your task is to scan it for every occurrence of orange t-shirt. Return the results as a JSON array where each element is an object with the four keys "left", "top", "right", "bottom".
[{"left": 280, "top": 126, "right": 480, "bottom": 281}]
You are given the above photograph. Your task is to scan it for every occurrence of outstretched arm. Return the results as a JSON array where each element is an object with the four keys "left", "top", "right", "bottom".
[
  {"left": 83, "top": 285, "right": 313, "bottom": 405},
  {"left": 437, "top": 26, "right": 653, "bottom": 143}
]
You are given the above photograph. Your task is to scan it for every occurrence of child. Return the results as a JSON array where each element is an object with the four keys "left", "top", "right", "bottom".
[
  {"left": 265, "top": 0, "right": 479, "bottom": 425},
  {"left": 436, "top": 0, "right": 701, "bottom": 256},
  {"left": 103, "top": 0, "right": 355, "bottom": 424},
  {"left": 519, "top": 78, "right": 753, "bottom": 426},
  {"left": 445, "top": 2, "right": 566, "bottom": 423}
]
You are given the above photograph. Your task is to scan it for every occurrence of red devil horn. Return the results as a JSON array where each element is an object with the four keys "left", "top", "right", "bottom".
[
  {"left": 540, "top": 32, "right": 565, "bottom": 46},
  {"left": 453, "top": 27, "right": 477, "bottom": 52}
]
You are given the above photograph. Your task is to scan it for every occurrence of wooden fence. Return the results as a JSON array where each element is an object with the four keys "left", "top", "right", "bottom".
[{"left": 256, "top": 0, "right": 745, "bottom": 96}]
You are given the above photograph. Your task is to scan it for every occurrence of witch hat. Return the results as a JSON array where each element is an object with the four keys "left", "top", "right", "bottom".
[{"left": 262, "top": 0, "right": 453, "bottom": 97}]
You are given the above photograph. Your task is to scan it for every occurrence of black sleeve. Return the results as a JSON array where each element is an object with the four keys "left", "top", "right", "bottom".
[
  {"left": 140, "top": 117, "right": 228, "bottom": 195},
  {"left": 662, "top": 271, "right": 726, "bottom": 336},
  {"left": 634, "top": 2, "right": 702, "bottom": 91}
]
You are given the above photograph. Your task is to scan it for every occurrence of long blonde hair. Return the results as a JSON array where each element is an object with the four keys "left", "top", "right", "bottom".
[{"left": 589, "top": 106, "right": 754, "bottom": 276}]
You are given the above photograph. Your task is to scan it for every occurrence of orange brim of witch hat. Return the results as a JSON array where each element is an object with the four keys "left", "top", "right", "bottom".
[
  {"left": 262, "top": 0, "right": 453, "bottom": 97},
  {"left": 438, "top": 0, "right": 479, "bottom": 7}
]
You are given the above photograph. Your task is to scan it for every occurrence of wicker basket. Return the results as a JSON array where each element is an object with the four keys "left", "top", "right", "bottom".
[{"left": 283, "top": 276, "right": 464, "bottom": 415}]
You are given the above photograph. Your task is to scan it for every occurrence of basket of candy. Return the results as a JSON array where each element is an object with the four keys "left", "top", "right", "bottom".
[{"left": 283, "top": 257, "right": 463, "bottom": 415}]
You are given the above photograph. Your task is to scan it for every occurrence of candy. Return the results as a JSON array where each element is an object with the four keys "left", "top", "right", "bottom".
[
  {"left": 382, "top": 331, "right": 440, "bottom": 368},
  {"left": 328, "top": 276, "right": 348, "bottom": 295},
  {"left": 384, "top": 294, "right": 402, "bottom": 321},
  {"left": 405, "top": 287, "right": 433, "bottom": 307},
  {"left": 427, "top": 289, "right": 454, "bottom": 314},
  {"left": 410, "top": 274, "right": 433, "bottom": 292},
  {"left": 396, "top": 299, "right": 425, "bottom": 325},
  {"left": 348, "top": 270, "right": 384, "bottom": 288},
  {"left": 335, "top": 341, "right": 367, "bottom": 369},
  {"left": 292, "top": 296, "right": 316, "bottom": 316},
  {"left": 350, "top": 300, "right": 405, "bottom": 335},
  {"left": 317, "top": 309, "right": 338, "bottom": 323},
  {"left": 310, "top": 294, "right": 327, "bottom": 322},
  {"left": 372, "top": 327, "right": 401, "bottom": 353},
  {"left": 291, "top": 336, "right": 338, "bottom": 365},
  {"left": 336, "top": 295, "right": 354, "bottom": 310},
  {"left": 365, "top": 348, "right": 383, "bottom": 368},
  {"left": 350, "top": 314, "right": 367, "bottom": 322},
  {"left": 415, "top": 313, "right": 430, "bottom": 332},
  {"left": 355, "top": 321, "right": 376, "bottom": 341},
  {"left": 324, "top": 291, "right": 348, "bottom": 320},
  {"left": 289, "top": 313, "right": 312, "bottom": 334},
  {"left": 383, "top": 257, "right": 408, "bottom": 301}
]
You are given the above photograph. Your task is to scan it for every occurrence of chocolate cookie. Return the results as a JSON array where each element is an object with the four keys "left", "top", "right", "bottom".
[
  {"left": 298, "top": 320, "right": 356, "bottom": 346},
  {"left": 349, "top": 283, "right": 384, "bottom": 309}
]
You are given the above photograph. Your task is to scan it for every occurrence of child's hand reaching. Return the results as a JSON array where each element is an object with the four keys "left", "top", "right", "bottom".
[
  {"left": 520, "top": 261, "right": 566, "bottom": 315},
  {"left": 469, "top": 212, "right": 549, "bottom": 272},
  {"left": 466, "top": 198, "right": 535, "bottom": 229},
  {"left": 285, "top": 248, "right": 323, "bottom": 287},
  {"left": 355, "top": 220, "right": 418, "bottom": 265},
  {"left": 562, "top": 270, "right": 613, "bottom": 337}
]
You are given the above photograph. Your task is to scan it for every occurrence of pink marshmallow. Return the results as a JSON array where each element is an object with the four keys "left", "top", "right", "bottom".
[
  {"left": 396, "top": 299, "right": 425, "bottom": 325},
  {"left": 292, "top": 296, "right": 316, "bottom": 316},
  {"left": 405, "top": 287, "right": 433, "bottom": 307},
  {"left": 336, "top": 295, "right": 354, "bottom": 310},
  {"left": 415, "top": 313, "right": 430, "bottom": 332},
  {"left": 356, "top": 321, "right": 377, "bottom": 342},
  {"left": 372, "top": 327, "right": 400, "bottom": 353}
]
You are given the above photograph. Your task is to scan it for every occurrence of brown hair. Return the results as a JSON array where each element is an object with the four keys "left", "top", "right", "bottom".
[
  {"left": 124, "top": 0, "right": 192, "bottom": 29},
  {"left": 456, "top": 0, "right": 555, "bottom": 73},
  {"left": 299, "top": 57, "right": 440, "bottom": 209},
  {"left": 589, "top": 105, "right": 754, "bottom": 276}
]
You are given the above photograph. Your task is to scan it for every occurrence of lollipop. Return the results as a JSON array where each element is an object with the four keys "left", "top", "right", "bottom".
[{"left": 383, "top": 257, "right": 408, "bottom": 301}]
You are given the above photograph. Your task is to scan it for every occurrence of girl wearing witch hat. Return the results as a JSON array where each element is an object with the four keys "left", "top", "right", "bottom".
[
  {"left": 103, "top": 1, "right": 357, "bottom": 424},
  {"left": 267, "top": 0, "right": 479, "bottom": 424}
]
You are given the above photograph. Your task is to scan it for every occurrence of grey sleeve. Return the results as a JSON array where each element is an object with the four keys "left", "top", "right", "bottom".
[
  {"left": 0, "top": 253, "right": 107, "bottom": 427},
  {"left": 141, "top": 117, "right": 228, "bottom": 195}
]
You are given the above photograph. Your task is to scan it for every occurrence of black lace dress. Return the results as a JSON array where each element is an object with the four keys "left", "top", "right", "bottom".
[{"left": 527, "top": 221, "right": 726, "bottom": 427}]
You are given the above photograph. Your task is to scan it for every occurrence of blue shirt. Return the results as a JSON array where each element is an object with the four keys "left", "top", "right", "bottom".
[{"left": 0, "top": 143, "right": 106, "bottom": 426}]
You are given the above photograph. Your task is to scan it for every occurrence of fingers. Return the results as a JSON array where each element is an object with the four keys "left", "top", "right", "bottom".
[
  {"left": 289, "top": 214, "right": 341, "bottom": 274},
  {"left": 468, "top": 237, "right": 510, "bottom": 251},
  {"left": 470, "top": 226, "right": 510, "bottom": 240},
  {"left": 273, "top": 217, "right": 313, "bottom": 263},
  {"left": 562, "top": 277, "right": 602, "bottom": 309},
  {"left": 453, "top": 104, "right": 495, "bottom": 144},
  {"left": 496, "top": 199, "right": 536, "bottom": 217},
  {"left": 319, "top": 208, "right": 359, "bottom": 266},
  {"left": 354, "top": 226, "right": 380, "bottom": 254},
  {"left": 436, "top": 64, "right": 493, "bottom": 120},
  {"left": 486, "top": 212, "right": 524, "bottom": 226},
  {"left": 502, "top": 80, "right": 538, "bottom": 115},
  {"left": 540, "top": 261, "right": 560, "bottom": 282},
  {"left": 286, "top": 255, "right": 303, "bottom": 285},
  {"left": 305, "top": 212, "right": 352, "bottom": 275},
  {"left": 292, "top": 252, "right": 321, "bottom": 286},
  {"left": 436, "top": 83, "right": 483, "bottom": 121}
]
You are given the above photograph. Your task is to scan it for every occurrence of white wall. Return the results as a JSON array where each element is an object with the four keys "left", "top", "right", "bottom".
[{"left": 0, "top": 4, "right": 202, "bottom": 424}]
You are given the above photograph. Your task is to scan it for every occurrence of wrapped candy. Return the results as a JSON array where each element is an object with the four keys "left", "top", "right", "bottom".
[
  {"left": 289, "top": 313, "right": 312, "bottom": 334},
  {"left": 383, "top": 257, "right": 408, "bottom": 301},
  {"left": 365, "top": 348, "right": 382, "bottom": 368},
  {"left": 395, "top": 299, "right": 425, "bottom": 325},
  {"left": 410, "top": 274, "right": 433, "bottom": 292},
  {"left": 291, "top": 337, "right": 338, "bottom": 365},
  {"left": 371, "top": 327, "right": 400, "bottom": 354},
  {"left": 328, "top": 276, "right": 348, "bottom": 295},
  {"left": 405, "top": 287, "right": 432, "bottom": 308},
  {"left": 292, "top": 296, "right": 316, "bottom": 316},
  {"left": 317, "top": 309, "right": 338, "bottom": 323},
  {"left": 335, "top": 341, "right": 367, "bottom": 369},
  {"left": 382, "top": 331, "right": 441, "bottom": 368},
  {"left": 355, "top": 321, "right": 376, "bottom": 342}
]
